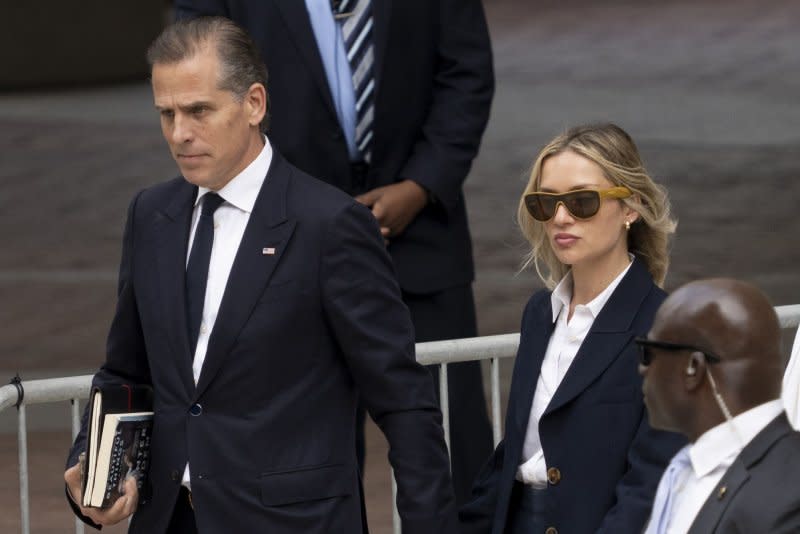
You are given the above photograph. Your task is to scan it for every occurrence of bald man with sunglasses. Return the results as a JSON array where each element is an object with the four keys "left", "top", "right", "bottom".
[{"left": 638, "top": 278, "right": 800, "bottom": 534}]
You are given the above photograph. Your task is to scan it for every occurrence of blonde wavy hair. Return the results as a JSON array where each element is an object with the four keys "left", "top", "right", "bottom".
[{"left": 517, "top": 123, "right": 676, "bottom": 289}]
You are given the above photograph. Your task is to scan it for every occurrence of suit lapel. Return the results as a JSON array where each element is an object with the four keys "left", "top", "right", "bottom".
[
  {"left": 153, "top": 181, "right": 197, "bottom": 395},
  {"left": 512, "top": 298, "right": 554, "bottom": 432},
  {"left": 686, "top": 460, "right": 748, "bottom": 534},
  {"left": 194, "top": 153, "right": 296, "bottom": 398},
  {"left": 544, "top": 260, "right": 653, "bottom": 416},
  {"left": 687, "top": 414, "right": 793, "bottom": 534},
  {"left": 272, "top": 0, "right": 338, "bottom": 118},
  {"left": 372, "top": 0, "right": 392, "bottom": 93}
]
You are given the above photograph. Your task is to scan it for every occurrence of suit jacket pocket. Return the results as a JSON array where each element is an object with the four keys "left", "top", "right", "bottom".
[{"left": 260, "top": 463, "right": 354, "bottom": 506}]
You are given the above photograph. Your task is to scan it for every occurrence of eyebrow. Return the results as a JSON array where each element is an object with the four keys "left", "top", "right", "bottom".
[{"left": 155, "top": 100, "right": 215, "bottom": 112}]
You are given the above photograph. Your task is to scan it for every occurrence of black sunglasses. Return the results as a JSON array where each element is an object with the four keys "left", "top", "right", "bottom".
[
  {"left": 524, "top": 186, "right": 632, "bottom": 222},
  {"left": 634, "top": 337, "right": 722, "bottom": 366}
]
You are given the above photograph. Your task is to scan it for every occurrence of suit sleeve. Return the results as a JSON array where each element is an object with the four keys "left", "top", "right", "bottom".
[
  {"left": 597, "top": 408, "right": 686, "bottom": 533},
  {"left": 65, "top": 191, "right": 152, "bottom": 528},
  {"left": 319, "top": 201, "right": 459, "bottom": 534},
  {"left": 173, "top": 0, "right": 231, "bottom": 18},
  {"left": 399, "top": 0, "right": 494, "bottom": 214},
  {"left": 458, "top": 439, "right": 506, "bottom": 534}
]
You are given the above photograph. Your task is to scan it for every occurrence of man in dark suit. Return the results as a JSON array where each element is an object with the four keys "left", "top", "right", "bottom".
[
  {"left": 63, "top": 17, "right": 458, "bottom": 533},
  {"left": 173, "top": 0, "right": 495, "bottom": 504},
  {"left": 639, "top": 278, "right": 800, "bottom": 533}
]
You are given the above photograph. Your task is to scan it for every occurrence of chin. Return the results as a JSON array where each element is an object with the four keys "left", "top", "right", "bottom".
[
  {"left": 181, "top": 171, "right": 211, "bottom": 188},
  {"left": 553, "top": 250, "right": 582, "bottom": 268}
]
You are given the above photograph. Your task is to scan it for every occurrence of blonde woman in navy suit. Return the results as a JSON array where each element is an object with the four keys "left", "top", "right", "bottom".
[{"left": 461, "top": 124, "right": 685, "bottom": 533}]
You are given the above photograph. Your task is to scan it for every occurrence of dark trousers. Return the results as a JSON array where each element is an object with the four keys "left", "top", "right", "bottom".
[
  {"left": 166, "top": 487, "right": 198, "bottom": 533},
  {"left": 355, "top": 284, "right": 493, "bottom": 505},
  {"left": 506, "top": 481, "right": 547, "bottom": 534}
]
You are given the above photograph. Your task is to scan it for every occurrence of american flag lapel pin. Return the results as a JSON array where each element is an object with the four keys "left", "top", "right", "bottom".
[{"left": 262, "top": 247, "right": 276, "bottom": 255}]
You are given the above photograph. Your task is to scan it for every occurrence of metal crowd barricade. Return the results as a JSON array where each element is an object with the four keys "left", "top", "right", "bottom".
[{"left": 1, "top": 304, "right": 799, "bottom": 534}]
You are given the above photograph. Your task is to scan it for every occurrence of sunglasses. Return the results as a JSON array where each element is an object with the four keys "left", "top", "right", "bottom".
[
  {"left": 634, "top": 337, "right": 722, "bottom": 366},
  {"left": 524, "top": 186, "right": 632, "bottom": 222}
]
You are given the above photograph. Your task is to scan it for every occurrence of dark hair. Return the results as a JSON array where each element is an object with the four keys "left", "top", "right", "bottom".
[{"left": 146, "top": 17, "right": 269, "bottom": 125}]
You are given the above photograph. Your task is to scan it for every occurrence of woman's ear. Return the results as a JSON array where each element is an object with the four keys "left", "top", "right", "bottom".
[{"left": 624, "top": 194, "right": 642, "bottom": 224}]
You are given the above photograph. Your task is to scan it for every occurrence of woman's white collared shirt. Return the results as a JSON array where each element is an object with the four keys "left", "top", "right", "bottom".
[{"left": 516, "top": 259, "right": 633, "bottom": 487}]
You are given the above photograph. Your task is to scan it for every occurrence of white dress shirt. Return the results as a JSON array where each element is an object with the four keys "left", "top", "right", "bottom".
[
  {"left": 516, "top": 258, "right": 633, "bottom": 486},
  {"left": 182, "top": 138, "right": 273, "bottom": 486},
  {"left": 781, "top": 325, "right": 800, "bottom": 429},
  {"left": 645, "top": 399, "right": 784, "bottom": 534}
]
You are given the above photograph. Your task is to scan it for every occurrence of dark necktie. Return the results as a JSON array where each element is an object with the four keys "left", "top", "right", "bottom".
[
  {"left": 186, "top": 192, "right": 224, "bottom": 354},
  {"left": 334, "top": 0, "right": 374, "bottom": 163}
]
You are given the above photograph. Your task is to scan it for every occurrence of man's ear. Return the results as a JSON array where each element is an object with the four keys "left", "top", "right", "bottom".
[
  {"left": 244, "top": 82, "right": 267, "bottom": 126},
  {"left": 685, "top": 351, "right": 706, "bottom": 390}
]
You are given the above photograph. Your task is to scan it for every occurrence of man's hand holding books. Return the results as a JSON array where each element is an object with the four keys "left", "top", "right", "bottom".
[{"left": 65, "top": 460, "right": 139, "bottom": 526}]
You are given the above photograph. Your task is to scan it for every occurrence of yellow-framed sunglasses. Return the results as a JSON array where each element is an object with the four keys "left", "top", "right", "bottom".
[{"left": 524, "top": 186, "right": 632, "bottom": 222}]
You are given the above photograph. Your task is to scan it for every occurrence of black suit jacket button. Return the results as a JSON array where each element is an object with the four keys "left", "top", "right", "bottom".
[
  {"left": 547, "top": 466, "right": 561, "bottom": 485},
  {"left": 189, "top": 403, "right": 203, "bottom": 416},
  {"left": 171, "top": 469, "right": 180, "bottom": 481}
]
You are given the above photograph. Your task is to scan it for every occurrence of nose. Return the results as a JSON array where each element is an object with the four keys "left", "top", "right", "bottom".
[
  {"left": 171, "top": 113, "right": 193, "bottom": 144},
  {"left": 552, "top": 201, "right": 574, "bottom": 224},
  {"left": 638, "top": 363, "right": 648, "bottom": 377}
]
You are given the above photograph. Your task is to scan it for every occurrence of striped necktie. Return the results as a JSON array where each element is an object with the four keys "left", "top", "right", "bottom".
[{"left": 333, "top": 0, "right": 374, "bottom": 163}]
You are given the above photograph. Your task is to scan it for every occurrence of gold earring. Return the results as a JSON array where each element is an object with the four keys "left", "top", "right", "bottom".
[{"left": 625, "top": 220, "right": 631, "bottom": 231}]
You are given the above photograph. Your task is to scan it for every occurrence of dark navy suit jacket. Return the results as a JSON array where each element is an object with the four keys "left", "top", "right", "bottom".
[
  {"left": 174, "top": 0, "right": 494, "bottom": 294},
  {"left": 67, "top": 152, "right": 458, "bottom": 533},
  {"left": 460, "top": 259, "right": 685, "bottom": 533}
]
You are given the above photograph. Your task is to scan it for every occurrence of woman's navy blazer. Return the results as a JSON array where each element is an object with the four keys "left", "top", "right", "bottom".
[{"left": 461, "top": 258, "right": 685, "bottom": 533}]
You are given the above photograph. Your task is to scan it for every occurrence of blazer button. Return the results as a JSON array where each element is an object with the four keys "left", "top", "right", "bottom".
[
  {"left": 171, "top": 469, "right": 180, "bottom": 481},
  {"left": 547, "top": 466, "right": 561, "bottom": 485},
  {"left": 545, "top": 528, "right": 558, "bottom": 534},
  {"left": 189, "top": 403, "right": 203, "bottom": 416}
]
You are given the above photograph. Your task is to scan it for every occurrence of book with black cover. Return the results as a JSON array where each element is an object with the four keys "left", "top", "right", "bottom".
[{"left": 81, "top": 384, "right": 154, "bottom": 508}]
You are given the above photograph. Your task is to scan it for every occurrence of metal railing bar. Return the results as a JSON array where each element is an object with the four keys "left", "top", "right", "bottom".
[
  {"left": 440, "top": 363, "right": 451, "bottom": 454},
  {"left": 71, "top": 399, "right": 85, "bottom": 534},
  {"left": 415, "top": 333, "right": 519, "bottom": 365},
  {"left": 391, "top": 473, "right": 400, "bottom": 534},
  {"left": 0, "top": 374, "right": 93, "bottom": 413},
  {"left": 491, "top": 357, "right": 502, "bottom": 446},
  {"left": 778, "top": 304, "right": 800, "bottom": 329},
  {"left": 18, "top": 404, "right": 29, "bottom": 534}
]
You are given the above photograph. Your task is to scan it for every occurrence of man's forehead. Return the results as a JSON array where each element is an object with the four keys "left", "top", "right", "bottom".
[{"left": 151, "top": 56, "right": 224, "bottom": 103}]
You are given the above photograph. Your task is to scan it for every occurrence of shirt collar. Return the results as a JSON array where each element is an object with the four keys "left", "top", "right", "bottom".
[
  {"left": 689, "top": 398, "right": 784, "bottom": 477},
  {"left": 549, "top": 254, "right": 635, "bottom": 323},
  {"left": 195, "top": 136, "right": 273, "bottom": 213}
]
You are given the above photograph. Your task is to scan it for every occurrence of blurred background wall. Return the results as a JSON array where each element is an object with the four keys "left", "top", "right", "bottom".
[{"left": 1, "top": 1, "right": 167, "bottom": 89}]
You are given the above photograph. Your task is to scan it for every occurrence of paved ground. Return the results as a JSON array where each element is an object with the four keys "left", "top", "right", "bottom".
[{"left": 2, "top": 0, "right": 800, "bottom": 531}]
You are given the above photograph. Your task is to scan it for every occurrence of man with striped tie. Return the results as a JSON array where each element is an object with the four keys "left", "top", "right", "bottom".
[{"left": 176, "top": 0, "right": 495, "bottom": 506}]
